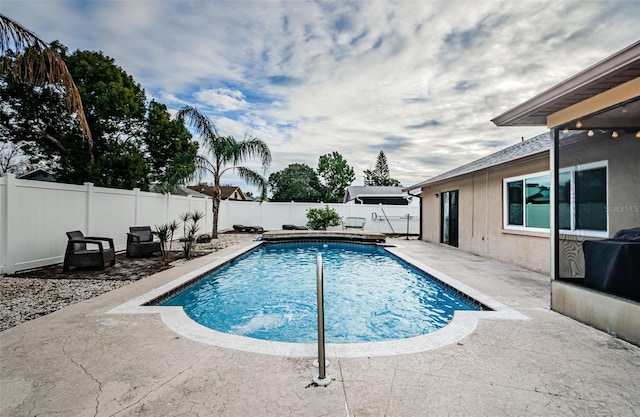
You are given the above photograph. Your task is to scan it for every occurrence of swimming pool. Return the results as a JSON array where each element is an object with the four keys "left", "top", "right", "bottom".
[{"left": 155, "top": 242, "right": 486, "bottom": 343}]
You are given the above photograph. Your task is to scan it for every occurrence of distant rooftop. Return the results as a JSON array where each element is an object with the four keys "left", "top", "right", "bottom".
[
  {"left": 344, "top": 186, "right": 410, "bottom": 204},
  {"left": 187, "top": 185, "right": 246, "bottom": 200}
]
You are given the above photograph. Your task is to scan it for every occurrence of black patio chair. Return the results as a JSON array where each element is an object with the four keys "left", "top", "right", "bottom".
[
  {"left": 126, "top": 226, "right": 162, "bottom": 257},
  {"left": 63, "top": 230, "right": 116, "bottom": 271}
]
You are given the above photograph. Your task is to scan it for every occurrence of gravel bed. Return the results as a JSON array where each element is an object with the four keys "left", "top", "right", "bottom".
[{"left": 0, "top": 233, "right": 256, "bottom": 332}]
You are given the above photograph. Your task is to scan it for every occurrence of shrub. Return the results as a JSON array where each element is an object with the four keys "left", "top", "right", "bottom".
[
  {"left": 306, "top": 205, "right": 341, "bottom": 230},
  {"left": 179, "top": 210, "right": 203, "bottom": 259},
  {"left": 154, "top": 223, "right": 171, "bottom": 266}
]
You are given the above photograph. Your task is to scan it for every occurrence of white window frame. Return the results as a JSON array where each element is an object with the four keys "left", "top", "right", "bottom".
[
  {"left": 502, "top": 161, "right": 609, "bottom": 238},
  {"left": 503, "top": 170, "right": 550, "bottom": 233}
]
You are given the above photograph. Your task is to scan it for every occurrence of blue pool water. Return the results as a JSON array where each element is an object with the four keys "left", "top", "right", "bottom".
[{"left": 160, "top": 242, "right": 484, "bottom": 343}]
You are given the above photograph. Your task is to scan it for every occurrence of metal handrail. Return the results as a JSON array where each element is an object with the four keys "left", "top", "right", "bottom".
[
  {"left": 380, "top": 207, "right": 396, "bottom": 234},
  {"left": 313, "top": 252, "right": 331, "bottom": 386}
]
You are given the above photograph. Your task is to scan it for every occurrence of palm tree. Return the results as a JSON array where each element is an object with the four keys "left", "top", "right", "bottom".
[
  {"left": 176, "top": 106, "right": 271, "bottom": 239},
  {"left": 0, "top": 13, "right": 93, "bottom": 163}
]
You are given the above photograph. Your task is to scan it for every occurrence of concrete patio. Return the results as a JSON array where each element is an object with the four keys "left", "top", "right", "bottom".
[{"left": 1, "top": 239, "right": 638, "bottom": 416}]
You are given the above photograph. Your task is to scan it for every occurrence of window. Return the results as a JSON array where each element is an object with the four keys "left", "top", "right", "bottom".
[
  {"left": 561, "top": 162, "right": 608, "bottom": 233},
  {"left": 525, "top": 174, "right": 550, "bottom": 228},
  {"left": 507, "top": 180, "right": 523, "bottom": 226},
  {"left": 504, "top": 171, "right": 549, "bottom": 232},
  {"left": 503, "top": 161, "right": 608, "bottom": 235}
]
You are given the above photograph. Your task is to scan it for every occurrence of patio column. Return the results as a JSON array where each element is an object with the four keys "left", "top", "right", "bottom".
[{"left": 549, "top": 129, "right": 560, "bottom": 281}]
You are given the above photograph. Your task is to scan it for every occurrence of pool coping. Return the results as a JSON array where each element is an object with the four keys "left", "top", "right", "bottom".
[{"left": 109, "top": 241, "right": 528, "bottom": 357}]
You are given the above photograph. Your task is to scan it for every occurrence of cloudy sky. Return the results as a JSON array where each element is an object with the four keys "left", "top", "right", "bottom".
[{"left": 3, "top": 0, "right": 639, "bottom": 192}]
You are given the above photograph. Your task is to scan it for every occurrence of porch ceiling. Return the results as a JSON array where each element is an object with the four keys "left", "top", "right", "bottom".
[{"left": 492, "top": 41, "right": 640, "bottom": 129}]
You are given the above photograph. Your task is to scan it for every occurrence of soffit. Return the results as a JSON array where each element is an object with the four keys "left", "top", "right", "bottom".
[{"left": 492, "top": 41, "right": 640, "bottom": 127}]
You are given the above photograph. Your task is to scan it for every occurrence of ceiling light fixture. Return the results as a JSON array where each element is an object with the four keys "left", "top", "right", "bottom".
[
  {"left": 636, "top": 131, "right": 640, "bottom": 138},
  {"left": 562, "top": 128, "right": 569, "bottom": 134},
  {"left": 611, "top": 131, "right": 619, "bottom": 139},
  {"left": 576, "top": 121, "right": 583, "bottom": 128},
  {"left": 588, "top": 130, "right": 594, "bottom": 137}
]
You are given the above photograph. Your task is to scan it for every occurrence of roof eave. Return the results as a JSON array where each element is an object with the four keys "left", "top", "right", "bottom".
[{"left": 491, "top": 40, "right": 640, "bottom": 127}]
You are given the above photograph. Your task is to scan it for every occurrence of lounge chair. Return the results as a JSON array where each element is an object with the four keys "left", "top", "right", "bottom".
[
  {"left": 126, "top": 226, "right": 162, "bottom": 257},
  {"left": 282, "top": 224, "right": 308, "bottom": 230},
  {"left": 63, "top": 230, "right": 115, "bottom": 271},
  {"left": 232, "top": 225, "right": 264, "bottom": 233}
]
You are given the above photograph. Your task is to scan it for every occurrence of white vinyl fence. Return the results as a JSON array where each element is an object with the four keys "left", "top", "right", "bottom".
[
  {"left": 0, "top": 174, "right": 212, "bottom": 274},
  {"left": 218, "top": 199, "right": 419, "bottom": 236},
  {"left": 0, "top": 174, "right": 419, "bottom": 274}
]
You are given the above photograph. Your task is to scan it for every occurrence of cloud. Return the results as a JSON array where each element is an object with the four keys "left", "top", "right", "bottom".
[
  {"left": 3, "top": 0, "right": 640, "bottom": 190},
  {"left": 194, "top": 88, "right": 249, "bottom": 112},
  {"left": 406, "top": 120, "right": 441, "bottom": 129}
]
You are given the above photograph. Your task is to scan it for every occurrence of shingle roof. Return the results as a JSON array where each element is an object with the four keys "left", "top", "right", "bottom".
[
  {"left": 343, "top": 186, "right": 408, "bottom": 203},
  {"left": 405, "top": 132, "right": 552, "bottom": 191},
  {"left": 186, "top": 185, "right": 246, "bottom": 200}
]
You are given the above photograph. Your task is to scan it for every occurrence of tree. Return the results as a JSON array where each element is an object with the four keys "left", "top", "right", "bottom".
[
  {"left": 144, "top": 100, "right": 198, "bottom": 185},
  {"left": 0, "top": 141, "right": 29, "bottom": 174},
  {"left": 269, "top": 163, "right": 323, "bottom": 202},
  {"left": 0, "top": 14, "right": 93, "bottom": 159},
  {"left": 174, "top": 106, "right": 271, "bottom": 238},
  {"left": 363, "top": 150, "right": 401, "bottom": 186},
  {"left": 2, "top": 42, "right": 199, "bottom": 190},
  {"left": 317, "top": 151, "right": 355, "bottom": 203}
]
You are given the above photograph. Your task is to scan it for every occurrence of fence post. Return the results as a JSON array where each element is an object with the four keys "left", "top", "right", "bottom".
[
  {"left": 204, "top": 197, "right": 210, "bottom": 234},
  {"left": 84, "top": 182, "right": 94, "bottom": 234},
  {"left": 2, "top": 174, "right": 16, "bottom": 274},
  {"left": 133, "top": 188, "right": 140, "bottom": 226},
  {"left": 165, "top": 193, "right": 170, "bottom": 223}
]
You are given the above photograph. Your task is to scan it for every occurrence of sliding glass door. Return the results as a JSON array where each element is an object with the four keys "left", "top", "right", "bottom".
[{"left": 441, "top": 190, "right": 459, "bottom": 247}]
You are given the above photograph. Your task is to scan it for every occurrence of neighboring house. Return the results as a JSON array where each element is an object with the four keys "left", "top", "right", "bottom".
[
  {"left": 16, "top": 168, "right": 56, "bottom": 182},
  {"left": 172, "top": 186, "right": 210, "bottom": 198},
  {"left": 187, "top": 185, "right": 247, "bottom": 201},
  {"left": 343, "top": 186, "right": 416, "bottom": 206}
]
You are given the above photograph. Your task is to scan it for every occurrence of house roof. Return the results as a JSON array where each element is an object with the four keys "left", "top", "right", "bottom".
[
  {"left": 405, "top": 132, "right": 552, "bottom": 191},
  {"left": 173, "top": 186, "right": 209, "bottom": 197},
  {"left": 187, "top": 185, "right": 246, "bottom": 200},
  {"left": 491, "top": 41, "right": 640, "bottom": 128},
  {"left": 344, "top": 186, "right": 408, "bottom": 202},
  {"left": 16, "top": 168, "right": 56, "bottom": 182}
]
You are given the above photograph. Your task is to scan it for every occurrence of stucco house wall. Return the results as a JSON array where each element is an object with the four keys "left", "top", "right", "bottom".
[
  {"left": 421, "top": 156, "right": 550, "bottom": 273},
  {"left": 419, "top": 131, "right": 639, "bottom": 276}
]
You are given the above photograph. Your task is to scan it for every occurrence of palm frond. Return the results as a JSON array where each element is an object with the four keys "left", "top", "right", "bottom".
[
  {"left": 237, "top": 136, "right": 272, "bottom": 170},
  {"left": 234, "top": 166, "right": 269, "bottom": 201},
  {"left": 1, "top": 13, "right": 93, "bottom": 161},
  {"left": 176, "top": 106, "right": 219, "bottom": 151},
  {"left": 155, "top": 153, "right": 204, "bottom": 193}
]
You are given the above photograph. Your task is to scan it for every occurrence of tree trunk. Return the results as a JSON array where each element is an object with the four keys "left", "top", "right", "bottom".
[{"left": 211, "top": 186, "right": 221, "bottom": 239}]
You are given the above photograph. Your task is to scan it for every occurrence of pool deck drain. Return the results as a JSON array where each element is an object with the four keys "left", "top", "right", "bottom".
[{"left": 2, "top": 238, "right": 639, "bottom": 416}]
